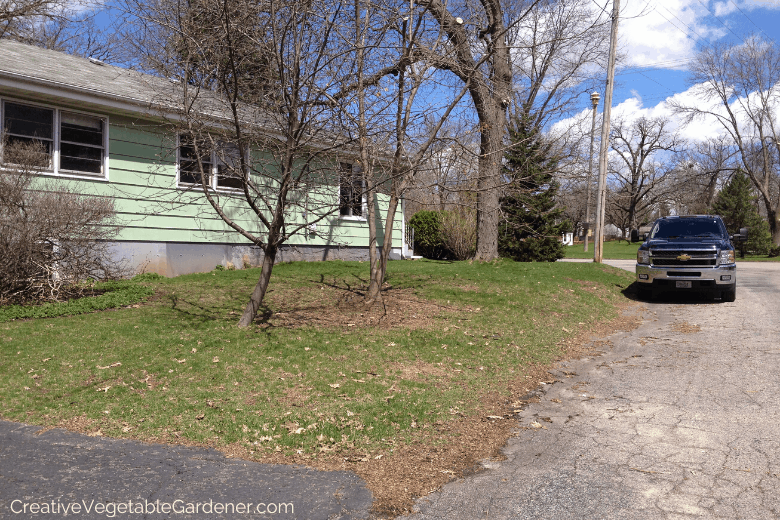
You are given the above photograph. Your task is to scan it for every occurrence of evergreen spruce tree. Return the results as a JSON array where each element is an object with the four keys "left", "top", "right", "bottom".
[
  {"left": 710, "top": 169, "right": 773, "bottom": 256},
  {"left": 498, "top": 109, "right": 569, "bottom": 262}
]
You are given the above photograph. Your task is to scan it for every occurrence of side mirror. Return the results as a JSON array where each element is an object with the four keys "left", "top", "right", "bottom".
[
  {"left": 643, "top": 232, "right": 650, "bottom": 241},
  {"left": 739, "top": 227, "right": 749, "bottom": 242},
  {"left": 731, "top": 227, "right": 749, "bottom": 243},
  {"left": 630, "top": 229, "right": 639, "bottom": 243}
]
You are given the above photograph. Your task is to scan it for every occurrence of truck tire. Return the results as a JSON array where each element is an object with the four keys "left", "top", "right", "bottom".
[{"left": 722, "top": 286, "right": 736, "bottom": 302}]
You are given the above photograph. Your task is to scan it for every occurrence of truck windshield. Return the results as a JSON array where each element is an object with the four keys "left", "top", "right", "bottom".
[{"left": 651, "top": 219, "right": 724, "bottom": 239}]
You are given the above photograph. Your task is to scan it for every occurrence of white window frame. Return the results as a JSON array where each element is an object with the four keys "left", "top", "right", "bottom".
[
  {"left": 177, "top": 134, "right": 247, "bottom": 192},
  {"left": 0, "top": 98, "right": 109, "bottom": 180},
  {"left": 338, "top": 162, "right": 366, "bottom": 221}
]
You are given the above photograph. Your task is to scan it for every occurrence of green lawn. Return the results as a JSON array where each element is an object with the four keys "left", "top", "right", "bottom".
[
  {"left": 0, "top": 259, "right": 633, "bottom": 462},
  {"left": 564, "top": 241, "right": 640, "bottom": 260}
]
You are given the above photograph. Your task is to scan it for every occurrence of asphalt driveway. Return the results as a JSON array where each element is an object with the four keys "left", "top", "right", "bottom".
[{"left": 406, "top": 261, "right": 780, "bottom": 519}]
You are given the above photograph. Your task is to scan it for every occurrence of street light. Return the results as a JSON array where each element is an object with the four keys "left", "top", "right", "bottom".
[{"left": 584, "top": 91, "right": 600, "bottom": 253}]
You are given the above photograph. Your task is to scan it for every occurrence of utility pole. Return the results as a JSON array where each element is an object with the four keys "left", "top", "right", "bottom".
[
  {"left": 593, "top": 0, "right": 620, "bottom": 263},
  {"left": 584, "top": 91, "right": 600, "bottom": 253}
]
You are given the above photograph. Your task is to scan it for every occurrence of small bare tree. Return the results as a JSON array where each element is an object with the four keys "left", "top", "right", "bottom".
[
  {"left": 607, "top": 116, "right": 684, "bottom": 232},
  {"left": 671, "top": 36, "right": 780, "bottom": 244},
  {"left": 126, "top": 0, "right": 378, "bottom": 326},
  {"left": 0, "top": 138, "right": 121, "bottom": 303}
]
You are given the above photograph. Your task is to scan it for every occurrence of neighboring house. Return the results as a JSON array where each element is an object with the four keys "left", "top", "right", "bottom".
[{"left": 0, "top": 40, "right": 409, "bottom": 276}]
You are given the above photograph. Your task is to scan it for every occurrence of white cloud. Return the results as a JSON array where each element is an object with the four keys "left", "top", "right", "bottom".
[
  {"left": 615, "top": 0, "right": 780, "bottom": 69},
  {"left": 619, "top": 0, "right": 716, "bottom": 68}
]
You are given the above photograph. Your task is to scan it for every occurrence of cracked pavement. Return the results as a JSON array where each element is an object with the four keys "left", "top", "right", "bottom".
[{"left": 406, "top": 262, "right": 780, "bottom": 519}]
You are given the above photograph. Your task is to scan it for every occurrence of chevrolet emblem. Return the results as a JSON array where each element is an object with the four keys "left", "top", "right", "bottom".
[{"left": 677, "top": 254, "right": 691, "bottom": 261}]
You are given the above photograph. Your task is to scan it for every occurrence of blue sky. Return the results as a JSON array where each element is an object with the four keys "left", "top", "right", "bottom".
[{"left": 575, "top": 0, "right": 780, "bottom": 141}]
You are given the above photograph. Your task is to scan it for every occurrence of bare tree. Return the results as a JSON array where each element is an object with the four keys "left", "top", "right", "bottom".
[
  {"left": 666, "top": 136, "right": 738, "bottom": 215},
  {"left": 671, "top": 36, "right": 780, "bottom": 244},
  {"left": 126, "top": 0, "right": 372, "bottom": 326},
  {"left": 607, "top": 116, "right": 683, "bottom": 232},
  {"left": 511, "top": 0, "right": 610, "bottom": 130},
  {"left": 0, "top": 138, "right": 121, "bottom": 303},
  {"left": 379, "top": 0, "right": 544, "bottom": 261},
  {"left": 17, "top": 9, "right": 123, "bottom": 61},
  {"left": 0, "top": 0, "right": 60, "bottom": 40}
]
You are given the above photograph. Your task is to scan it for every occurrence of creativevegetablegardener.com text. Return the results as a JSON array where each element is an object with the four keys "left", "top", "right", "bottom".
[{"left": 9, "top": 499, "right": 294, "bottom": 516}]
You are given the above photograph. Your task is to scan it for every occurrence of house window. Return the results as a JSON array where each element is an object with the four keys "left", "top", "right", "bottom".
[
  {"left": 215, "top": 144, "right": 244, "bottom": 190},
  {"left": 2, "top": 102, "right": 53, "bottom": 168},
  {"left": 178, "top": 135, "right": 244, "bottom": 190},
  {"left": 59, "top": 112, "right": 105, "bottom": 174},
  {"left": 339, "top": 162, "right": 363, "bottom": 218},
  {"left": 178, "top": 136, "right": 212, "bottom": 186},
  {"left": 1, "top": 100, "right": 106, "bottom": 178}
]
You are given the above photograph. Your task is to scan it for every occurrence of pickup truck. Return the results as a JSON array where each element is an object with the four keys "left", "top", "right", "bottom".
[{"left": 634, "top": 215, "right": 747, "bottom": 302}]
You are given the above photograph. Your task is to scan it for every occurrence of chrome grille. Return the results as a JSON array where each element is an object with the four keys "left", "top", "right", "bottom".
[{"left": 650, "top": 249, "right": 717, "bottom": 267}]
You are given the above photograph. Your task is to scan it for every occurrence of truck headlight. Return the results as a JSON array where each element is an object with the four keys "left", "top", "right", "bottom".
[
  {"left": 637, "top": 249, "right": 650, "bottom": 265},
  {"left": 719, "top": 249, "right": 735, "bottom": 265}
]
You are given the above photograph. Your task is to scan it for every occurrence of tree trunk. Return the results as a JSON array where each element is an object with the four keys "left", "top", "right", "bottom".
[
  {"left": 238, "top": 246, "right": 277, "bottom": 328},
  {"left": 769, "top": 208, "right": 780, "bottom": 246},
  {"left": 366, "top": 192, "right": 401, "bottom": 302},
  {"left": 474, "top": 106, "right": 504, "bottom": 261},
  {"left": 365, "top": 189, "right": 382, "bottom": 303}
]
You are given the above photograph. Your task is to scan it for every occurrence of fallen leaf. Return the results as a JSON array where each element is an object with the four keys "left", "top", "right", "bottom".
[
  {"left": 212, "top": 356, "right": 220, "bottom": 363},
  {"left": 328, "top": 383, "right": 340, "bottom": 389},
  {"left": 486, "top": 415, "right": 503, "bottom": 420}
]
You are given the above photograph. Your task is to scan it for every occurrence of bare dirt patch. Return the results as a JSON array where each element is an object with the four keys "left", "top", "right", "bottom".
[{"left": 265, "top": 286, "right": 446, "bottom": 330}]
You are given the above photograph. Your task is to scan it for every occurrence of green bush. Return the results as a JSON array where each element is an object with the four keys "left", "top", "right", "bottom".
[
  {"left": 501, "top": 236, "right": 564, "bottom": 262},
  {"left": 409, "top": 210, "right": 447, "bottom": 259},
  {"left": 0, "top": 281, "right": 154, "bottom": 322}
]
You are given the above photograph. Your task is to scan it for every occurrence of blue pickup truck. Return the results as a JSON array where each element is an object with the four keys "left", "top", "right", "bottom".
[{"left": 634, "top": 215, "right": 748, "bottom": 302}]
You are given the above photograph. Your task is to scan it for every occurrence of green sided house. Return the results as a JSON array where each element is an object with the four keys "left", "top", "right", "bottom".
[{"left": 0, "top": 40, "right": 410, "bottom": 277}]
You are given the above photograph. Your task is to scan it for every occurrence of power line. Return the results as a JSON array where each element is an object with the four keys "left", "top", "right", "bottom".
[
  {"left": 695, "top": 0, "right": 744, "bottom": 43},
  {"left": 728, "top": 0, "right": 774, "bottom": 43}
]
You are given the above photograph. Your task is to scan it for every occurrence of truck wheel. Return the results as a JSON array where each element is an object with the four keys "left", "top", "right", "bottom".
[{"left": 722, "top": 287, "right": 736, "bottom": 302}]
